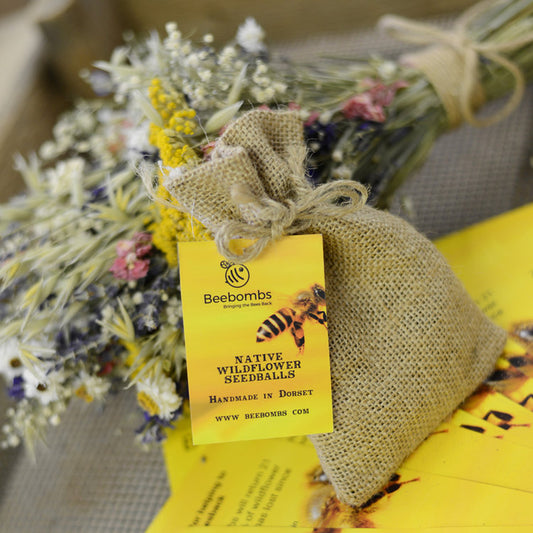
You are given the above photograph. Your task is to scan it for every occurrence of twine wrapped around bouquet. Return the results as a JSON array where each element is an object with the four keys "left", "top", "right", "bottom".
[
  {"left": 165, "top": 109, "right": 506, "bottom": 506},
  {"left": 379, "top": 0, "right": 533, "bottom": 128}
]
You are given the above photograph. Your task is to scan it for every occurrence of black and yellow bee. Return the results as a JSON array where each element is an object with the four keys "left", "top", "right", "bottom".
[
  {"left": 510, "top": 320, "right": 533, "bottom": 353},
  {"left": 256, "top": 283, "right": 327, "bottom": 353},
  {"left": 220, "top": 260, "right": 250, "bottom": 288}
]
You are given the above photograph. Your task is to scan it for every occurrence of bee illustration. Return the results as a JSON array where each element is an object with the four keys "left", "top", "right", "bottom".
[
  {"left": 303, "top": 466, "right": 419, "bottom": 528},
  {"left": 220, "top": 260, "right": 250, "bottom": 288},
  {"left": 256, "top": 283, "right": 327, "bottom": 353},
  {"left": 510, "top": 320, "right": 533, "bottom": 351},
  {"left": 501, "top": 320, "right": 533, "bottom": 379},
  {"left": 482, "top": 409, "right": 531, "bottom": 430}
]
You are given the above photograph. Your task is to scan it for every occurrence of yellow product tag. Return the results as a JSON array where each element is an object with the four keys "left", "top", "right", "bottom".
[{"left": 178, "top": 234, "right": 333, "bottom": 445}]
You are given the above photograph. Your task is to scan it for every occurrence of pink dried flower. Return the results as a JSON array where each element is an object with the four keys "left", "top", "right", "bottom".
[
  {"left": 110, "top": 257, "right": 129, "bottom": 279},
  {"left": 110, "top": 256, "right": 150, "bottom": 281},
  {"left": 342, "top": 79, "right": 408, "bottom": 123},
  {"left": 304, "top": 111, "right": 320, "bottom": 126},
  {"left": 201, "top": 141, "right": 217, "bottom": 160},
  {"left": 342, "top": 94, "right": 386, "bottom": 123},
  {"left": 115, "top": 240, "right": 135, "bottom": 258},
  {"left": 129, "top": 258, "right": 150, "bottom": 280},
  {"left": 368, "top": 80, "right": 408, "bottom": 107},
  {"left": 133, "top": 232, "right": 152, "bottom": 257},
  {"left": 110, "top": 232, "right": 152, "bottom": 280}
]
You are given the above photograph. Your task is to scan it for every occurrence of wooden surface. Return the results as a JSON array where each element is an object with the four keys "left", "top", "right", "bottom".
[
  {"left": 0, "top": 66, "right": 70, "bottom": 202},
  {"left": 118, "top": 0, "right": 479, "bottom": 41}
]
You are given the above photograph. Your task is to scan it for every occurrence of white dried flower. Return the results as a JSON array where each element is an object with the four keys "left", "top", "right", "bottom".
[
  {"left": 255, "top": 62, "right": 268, "bottom": 75},
  {"left": 75, "top": 141, "right": 91, "bottom": 153},
  {"left": 45, "top": 157, "right": 85, "bottom": 199},
  {"left": 377, "top": 60, "right": 398, "bottom": 80},
  {"left": 198, "top": 69, "right": 212, "bottom": 83},
  {"left": 136, "top": 372, "right": 181, "bottom": 419},
  {"left": 319, "top": 111, "right": 333, "bottom": 124},
  {"left": 236, "top": 18, "right": 265, "bottom": 54},
  {"left": 0, "top": 339, "right": 23, "bottom": 381},
  {"left": 133, "top": 292, "right": 144, "bottom": 305},
  {"left": 187, "top": 53, "right": 200, "bottom": 69},
  {"left": 251, "top": 86, "right": 275, "bottom": 104},
  {"left": 77, "top": 111, "right": 96, "bottom": 132},
  {"left": 7, "top": 434, "right": 20, "bottom": 447},
  {"left": 252, "top": 74, "right": 270, "bottom": 87},
  {"left": 165, "top": 22, "right": 178, "bottom": 34},
  {"left": 39, "top": 140, "right": 58, "bottom": 160},
  {"left": 332, "top": 149, "right": 344, "bottom": 162},
  {"left": 73, "top": 371, "right": 111, "bottom": 403},
  {"left": 219, "top": 46, "right": 237, "bottom": 67},
  {"left": 23, "top": 366, "right": 65, "bottom": 406},
  {"left": 101, "top": 305, "right": 115, "bottom": 321},
  {"left": 49, "top": 414, "right": 61, "bottom": 426},
  {"left": 333, "top": 164, "right": 353, "bottom": 180},
  {"left": 122, "top": 120, "right": 154, "bottom": 163},
  {"left": 272, "top": 82, "right": 287, "bottom": 94}
]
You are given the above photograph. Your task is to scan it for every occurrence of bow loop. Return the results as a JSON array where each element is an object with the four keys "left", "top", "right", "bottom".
[{"left": 216, "top": 179, "right": 368, "bottom": 263}]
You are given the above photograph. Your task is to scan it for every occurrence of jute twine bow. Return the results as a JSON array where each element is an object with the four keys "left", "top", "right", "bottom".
[
  {"left": 379, "top": 0, "right": 533, "bottom": 127},
  {"left": 215, "top": 177, "right": 368, "bottom": 263}
]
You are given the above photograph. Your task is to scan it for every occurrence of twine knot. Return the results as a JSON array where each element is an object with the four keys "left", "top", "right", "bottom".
[
  {"left": 379, "top": 0, "right": 533, "bottom": 127},
  {"left": 160, "top": 111, "right": 368, "bottom": 263},
  {"left": 215, "top": 179, "right": 368, "bottom": 263}
]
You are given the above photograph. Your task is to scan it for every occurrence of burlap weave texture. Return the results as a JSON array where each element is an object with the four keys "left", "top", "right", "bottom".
[{"left": 165, "top": 109, "right": 506, "bottom": 507}]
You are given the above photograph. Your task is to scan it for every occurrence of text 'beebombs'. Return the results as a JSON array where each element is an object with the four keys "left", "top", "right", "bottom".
[{"left": 203, "top": 290, "right": 272, "bottom": 304}]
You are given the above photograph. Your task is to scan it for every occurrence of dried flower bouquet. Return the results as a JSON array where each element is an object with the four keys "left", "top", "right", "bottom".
[{"left": 0, "top": 1, "right": 532, "bottom": 451}]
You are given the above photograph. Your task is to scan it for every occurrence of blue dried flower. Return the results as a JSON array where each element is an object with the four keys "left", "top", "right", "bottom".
[{"left": 7, "top": 376, "right": 25, "bottom": 401}]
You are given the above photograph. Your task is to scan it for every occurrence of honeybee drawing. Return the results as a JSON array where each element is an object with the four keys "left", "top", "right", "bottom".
[
  {"left": 220, "top": 260, "right": 250, "bottom": 288},
  {"left": 506, "top": 321, "right": 533, "bottom": 377},
  {"left": 256, "top": 283, "right": 327, "bottom": 353},
  {"left": 303, "top": 466, "right": 419, "bottom": 528},
  {"left": 481, "top": 319, "right": 533, "bottom": 409},
  {"left": 510, "top": 320, "right": 533, "bottom": 352}
]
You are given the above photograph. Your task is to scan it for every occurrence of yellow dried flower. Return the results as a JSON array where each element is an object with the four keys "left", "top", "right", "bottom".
[
  {"left": 137, "top": 390, "right": 160, "bottom": 416},
  {"left": 148, "top": 79, "right": 197, "bottom": 136},
  {"left": 150, "top": 185, "right": 211, "bottom": 267},
  {"left": 148, "top": 124, "right": 198, "bottom": 168},
  {"left": 75, "top": 385, "right": 94, "bottom": 403},
  {"left": 146, "top": 77, "right": 211, "bottom": 263}
]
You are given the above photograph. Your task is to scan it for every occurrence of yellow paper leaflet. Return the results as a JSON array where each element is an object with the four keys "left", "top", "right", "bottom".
[
  {"left": 148, "top": 204, "right": 533, "bottom": 530},
  {"left": 148, "top": 527, "right": 533, "bottom": 533},
  {"left": 401, "top": 423, "right": 533, "bottom": 492},
  {"left": 178, "top": 234, "right": 333, "bottom": 444},
  {"left": 461, "top": 388, "right": 533, "bottom": 449},
  {"left": 449, "top": 409, "right": 509, "bottom": 439},
  {"left": 147, "top": 411, "right": 533, "bottom": 530},
  {"left": 435, "top": 202, "right": 533, "bottom": 330}
]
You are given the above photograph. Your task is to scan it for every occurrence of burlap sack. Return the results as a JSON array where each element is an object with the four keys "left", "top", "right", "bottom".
[{"left": 165, "top": 109, "right": 506, "bottom": 507}]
